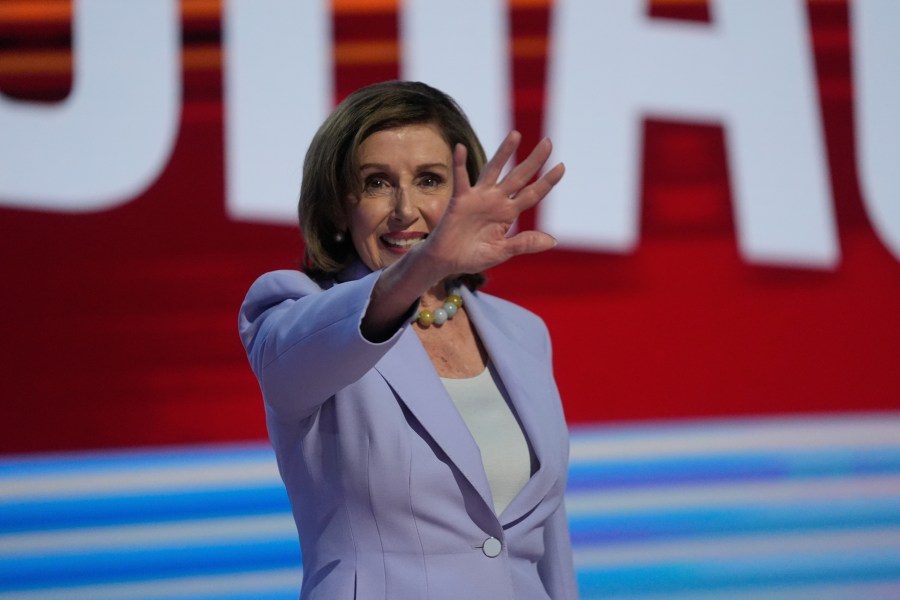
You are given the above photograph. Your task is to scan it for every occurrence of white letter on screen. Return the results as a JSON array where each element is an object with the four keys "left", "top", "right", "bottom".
[
  {"left": 401, "top": 0, "right": 511, "bottom": 153},
  {"left": 545, "top": 0, "right": 838, "bottom": 268},
  {"left": 0, "top": 0, "right": 180, "bottom": 212},
  {"left": 852, "top": 0, "right": 900, "bottom": 262},
  {"left": 223, "top": 0, "right": 332, "bottom": 223}
]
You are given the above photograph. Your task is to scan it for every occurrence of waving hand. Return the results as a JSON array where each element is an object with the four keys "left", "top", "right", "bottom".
[{"left": 423, "top": 130, "right": 565, "bottom": 277}]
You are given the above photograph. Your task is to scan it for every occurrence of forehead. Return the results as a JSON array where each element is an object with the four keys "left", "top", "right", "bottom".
[{"left": 356, "top": 123, "right": 452, "bottom": 165}]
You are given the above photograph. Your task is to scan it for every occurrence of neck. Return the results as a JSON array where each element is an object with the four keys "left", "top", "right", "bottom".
[{"left": 422, "top": 279, "right": 459, "bottom": 307}]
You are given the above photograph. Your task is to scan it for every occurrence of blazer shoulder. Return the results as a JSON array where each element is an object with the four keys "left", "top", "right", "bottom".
[
  {"left": 475, "top": 290, "right": 547, "bottom": 328},
  {"left": 471, "top": 290, "right": 552, "bottom": 353},
  {"left": 238, "top": 270, "right": 323, "bottom": 350},
  {"left": 243, "top": 269, "right": 322, "bottom": 306},
  {"left": 256, "top": 268, "right": 318, "bottom": 289}
]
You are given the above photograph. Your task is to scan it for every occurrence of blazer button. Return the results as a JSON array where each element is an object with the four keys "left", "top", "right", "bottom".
[{"left": 482, "top": 536, "right": 502, "bottom": 558}]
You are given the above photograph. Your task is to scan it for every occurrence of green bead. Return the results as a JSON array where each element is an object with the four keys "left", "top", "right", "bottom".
[
  {"left": 446, "top": 294, "right": 463, "bottom": 308},
  {"left": 417, "top": 310, "right": 435, "bottom": 326}
]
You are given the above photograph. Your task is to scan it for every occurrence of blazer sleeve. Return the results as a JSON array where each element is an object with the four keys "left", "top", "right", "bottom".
[
  {"left": 238, "top": 269, "right": 413, "bottom": 421},
  {"left": 538, "top": 497, "right": 579, "bottom": 599}
]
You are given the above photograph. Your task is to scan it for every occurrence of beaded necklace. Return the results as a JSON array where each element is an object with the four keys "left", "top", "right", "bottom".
[{"left": 414, "top": 284, "right": 463, "bottom": 328}]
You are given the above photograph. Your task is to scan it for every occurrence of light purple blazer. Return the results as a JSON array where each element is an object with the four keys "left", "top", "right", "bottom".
[{"left": 239, "top": 266, "right": 578, "bottom": 599}]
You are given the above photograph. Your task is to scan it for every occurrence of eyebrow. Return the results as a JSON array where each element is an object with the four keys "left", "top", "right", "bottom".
[{"left": 358, "top": 162, "right": 450, "bottom": 172}]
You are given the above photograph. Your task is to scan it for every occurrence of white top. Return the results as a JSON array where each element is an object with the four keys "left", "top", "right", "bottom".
[{"left": 441, "top": 364, "right": 532, "bottom": 515}]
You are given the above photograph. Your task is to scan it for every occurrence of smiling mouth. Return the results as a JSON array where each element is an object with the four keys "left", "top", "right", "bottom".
[{"left": 381, "top": 234, "right": 428, "bottom": 249}]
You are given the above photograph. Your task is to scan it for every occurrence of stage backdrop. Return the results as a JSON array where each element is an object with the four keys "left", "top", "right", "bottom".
[{"left": 1, "top": 0, "right": 898, "bottom": 454}]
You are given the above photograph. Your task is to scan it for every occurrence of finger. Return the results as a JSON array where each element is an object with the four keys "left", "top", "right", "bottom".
[
  {"left": 478, "top": 130, "right": 521, "bottom": 186},
  {"left": 452, "top": 143, "right": 471, "bottom": 196},
  {"left": 500, "top": 137, "right": 553, "bottom": 196},
  {"left": 512, "top": 162, "right": 565, "bottom": 212},
  {"left": 503, "top": 230, "right": 558, "bottom": 257}
]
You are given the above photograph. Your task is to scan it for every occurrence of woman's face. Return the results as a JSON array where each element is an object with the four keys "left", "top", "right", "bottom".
[{"left": 343, "top": 123, "right": 454, "bottom": 272}]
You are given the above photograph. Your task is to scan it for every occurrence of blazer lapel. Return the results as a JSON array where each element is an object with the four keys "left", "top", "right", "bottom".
[
  {"left": 374, "top": 328, "right": 496, "bottom": 511},
  {"left": 373, "top": 289, "right": 564, "bottom": 525},
  {"left": 462, "top": 288, "right": 564, "bottom": 525}
]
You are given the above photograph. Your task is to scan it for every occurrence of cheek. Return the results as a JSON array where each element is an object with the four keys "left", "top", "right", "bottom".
[
  {"left": 424, "top": 196, "right": 451, "bottom": 225},
  {"left": 348, "top": 201, "right": 387, "bottom": 234}
]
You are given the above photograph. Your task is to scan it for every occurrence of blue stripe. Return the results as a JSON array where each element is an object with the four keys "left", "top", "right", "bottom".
[
  {"left": 0, "top": 443, "right": 274, "bottom": 480},
  {"left": 570, "top": 498, "right": 900, "bottom": 544},
  {"left": 576, "top": 549, "right": 900, "bottom": 597},
  {"left": 0, "top": 416, "right": 897, "bottom": 598},
  {"left": 566, "top": 414, "right": 900, "bottom": 444},
  {"left": 194, "top": 589, "right": 302, "bottom": 600},
  {"left": 1, "top": 538, "right": 301, "bottom": 592},
  {"left": 567, "top": 448, "right": 900, "bottom": 491},
  {"left": 0, "top": 487, "right": 292, "bottom": 534}
]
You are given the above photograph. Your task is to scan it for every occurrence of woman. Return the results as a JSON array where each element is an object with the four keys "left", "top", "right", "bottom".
[{"left": 239, "top": 81, "right": 577, "bottom": 599}]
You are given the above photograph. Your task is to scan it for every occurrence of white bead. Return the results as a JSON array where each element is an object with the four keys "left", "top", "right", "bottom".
[
  {"left": 433, "top": 308, "right": 448, "bottom": 325},
  {"left": 443, "top": 302, "right": 458, "bottom": 318}
]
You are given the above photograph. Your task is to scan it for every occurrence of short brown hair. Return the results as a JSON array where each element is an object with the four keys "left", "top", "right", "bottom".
[{"left": 299, "top": 81, "right": 487, "bottom": 284}]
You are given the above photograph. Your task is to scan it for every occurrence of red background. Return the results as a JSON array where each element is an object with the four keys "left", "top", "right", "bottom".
[{"left": 1, "top": 0, "right": 898, "bottom": 454}]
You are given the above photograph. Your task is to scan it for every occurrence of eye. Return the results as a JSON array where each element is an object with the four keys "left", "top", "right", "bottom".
[
  {"left": 363, "top": 174, "right": 390, "bottom": 192},
  {"left": 419, "top": 173, "right": 444, "bottom": 188}
]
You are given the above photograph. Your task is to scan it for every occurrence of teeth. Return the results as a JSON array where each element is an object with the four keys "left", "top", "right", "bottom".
[{"left": 382, "top": 236, "right": 426, "bottom": 248}]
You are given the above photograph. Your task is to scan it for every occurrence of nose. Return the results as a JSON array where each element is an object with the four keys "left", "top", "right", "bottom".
[{"left": 390, "top": 184, "right": 416, "bottom": 224}]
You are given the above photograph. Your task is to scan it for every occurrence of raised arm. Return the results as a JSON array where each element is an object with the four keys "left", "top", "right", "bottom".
[
  {"left": 240, "top": 268, "right": 414, "bottom": 421},
  {"left": 239, "top": 132, "right": 564, "bottom": 419}
]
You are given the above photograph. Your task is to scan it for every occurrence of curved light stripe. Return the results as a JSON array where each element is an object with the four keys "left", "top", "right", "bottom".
[
  {"left": 567, "top": 447, "right": 900, "bottom": 491},
  {"left": 0, "top": 442, "right": 274, "bottom": 478},
  {"left": 0, "top": 568, "right": 302, "bottom": 600},
  {"left": 0, "top": 486, "right": 292, "bottom": 534},
  {"left": 566, "top": 473, "right": 900, "bottom": 515},
  {"left": 573, "top": 526, "right": 900, "bottom": 567},
  {"left": 5, "top": 435, "right": 897, "bottom": 502},
  {"left": 577, "top": 580, "right": 900, "bottom": 600},
  {"left": 569, "top": 498, "right": 900, "bottom": 544},
  {"left": 0, "top": 539, "right": 300, "bottom": 591},
  {"left": 0, "top": 455, "right": 280, "bottom": 499},
  {"left": 576, "top": 550, "right": 900, "bottom": 597},
  {"left": 570, "top": 413, "right": 900, "bottom": 462},
  {"left": 0, "top": 514, "right": 295, "bottom": 557},
  {"left": 0, "top": 461, "right": 279, "bottom": 499}
]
